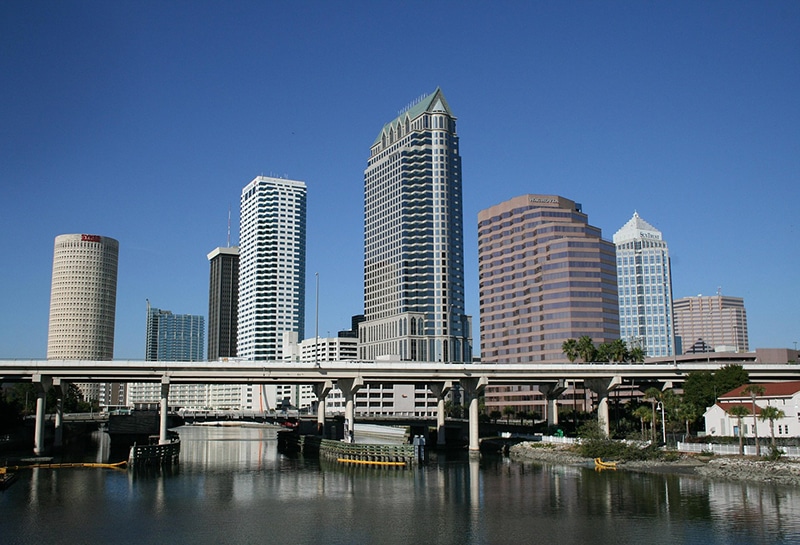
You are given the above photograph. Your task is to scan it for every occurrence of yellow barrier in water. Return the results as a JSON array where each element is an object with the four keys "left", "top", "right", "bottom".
[
  {"left": 336, "top": 458, "right": 408, "bottom": 467},
  {"left": 1, "top": 460, "right": 127, "bottom": 472},
  {"left": 594, "top": 458, "right": 617, "bottom": 470}
]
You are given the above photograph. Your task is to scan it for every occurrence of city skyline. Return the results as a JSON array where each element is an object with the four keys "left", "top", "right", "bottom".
[{"left": 2, "top": 3, "right": 798, "bottom": 359}]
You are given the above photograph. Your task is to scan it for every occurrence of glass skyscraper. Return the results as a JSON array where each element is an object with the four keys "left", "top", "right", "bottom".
[
  {"left": 144, "top": 303, "right": 205, "bottom": 362},
  {"left": 613, "top": 212, "right": 675, "bottom": 357},
  {"left": 360, "top": 88, "right": 471, "bottom": 363}
]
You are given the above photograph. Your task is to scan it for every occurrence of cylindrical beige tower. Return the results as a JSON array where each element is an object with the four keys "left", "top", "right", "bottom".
[{"left": 47, "top": 233, "right": 119, "bottom": 360}]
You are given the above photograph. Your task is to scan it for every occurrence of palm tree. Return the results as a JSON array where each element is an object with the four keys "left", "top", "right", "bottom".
[
  {"left": 632, "top": 405, "right": 651, "bottom": 441},
  {"left": 609, "top": 339, "right": 629, "bottom": 363},
  {"left": 628, "top": 346, "right": 645, "bottom": 363},
  {"left": 728, "top": 405, "right": 750, "bottom": 455},
  {"left": 596, "top": 343, "right": 612, "bottom": 363},
  {"left": 644, "top": 387, "right": 662, "bottom": 443},
  {"left": 502, "top": 405, "right": 515, "bottom": 424},
  {"left": 576, "top": 336, "right": 596, "bottom": 363},
  {"left": 678, "top": 401, "right": 701, "bottom": 438},
  {"left": 562, "top": 339, "right": 578, "bottom": 363},
  {"left": 743, "top": 384, "right": 766, "bottom": 456},
  {"left": 759, "top": 405, "right": 786, "bottom": 448}
]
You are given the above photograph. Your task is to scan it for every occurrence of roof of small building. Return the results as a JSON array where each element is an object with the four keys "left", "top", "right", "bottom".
[
  {"left": 720, "top": 380, "right": 800, "bottom": 399},
  {"left": 716, "top": 402, "right": 763, "bottom": 416}
]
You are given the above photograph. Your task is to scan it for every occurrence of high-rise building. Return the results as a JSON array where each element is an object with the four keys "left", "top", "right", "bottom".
[
  {"left": 478, "top": 195, "right": 620, "bottom": 364},
  {"left": 478, "top": 195, "right": 619, "bottom": 418},
  {"left": 47, "top": 233, "right": 121, "bottom": 406},
  {"left": 238, "top": 176, "right": 307, "bottom": 412},
  {"left": 360, "top": 88, "right": 472, "bottom": 363},
  {"left": 128, "top": 303, "right": 206, "bottom": 408},
  {"left": 673, "top": 294, "right": 749, "bottom": 353},
  {"left": 207, "top": 246, "right": 239, "bottom": 361},
  {"left": 238, "top": 176, "right": 307, "bottom": 361},
  {"left": 144, "top": 303, "right": 205, "bottom": 361},
  {"left": 47, "top": 233, "right": 119, "bottom": 360},
  {"left": 613, "top": 212, "right": 675, "bottom": 357}
]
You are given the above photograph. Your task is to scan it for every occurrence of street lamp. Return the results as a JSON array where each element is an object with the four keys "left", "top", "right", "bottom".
[
  {"left": 315, "top": 272, "right": 319, "bottom": 367},
  {"left": 656, "top": 401, "right": 666, "bottom": 444}
]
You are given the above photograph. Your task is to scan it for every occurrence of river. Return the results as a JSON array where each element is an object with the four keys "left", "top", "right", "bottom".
[{"left": 2, "top": 425, "right": 799, "bottom": 545}]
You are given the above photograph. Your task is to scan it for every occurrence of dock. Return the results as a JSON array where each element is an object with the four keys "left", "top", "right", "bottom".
[{"left": 128, "top": 432, "right": 180, "bottom": 468}]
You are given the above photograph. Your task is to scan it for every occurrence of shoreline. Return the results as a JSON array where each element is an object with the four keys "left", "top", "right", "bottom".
[{"left": 509, "top": 441, "right": 800, "bottom": 486}]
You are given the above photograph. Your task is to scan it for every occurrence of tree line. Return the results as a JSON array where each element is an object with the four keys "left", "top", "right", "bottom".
[{"left": 561, "top": 336, "right": 645, "bottom": 363}]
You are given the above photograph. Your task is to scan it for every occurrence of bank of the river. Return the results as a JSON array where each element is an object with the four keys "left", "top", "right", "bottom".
[{"left": 509, "top": 441, "right": 800, "bottom": 486}]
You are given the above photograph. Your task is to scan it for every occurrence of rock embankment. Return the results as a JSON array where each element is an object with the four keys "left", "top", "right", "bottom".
[
  {"left": 695, "top": 457, "right": 800, "bottom": 486},
  {"left": 509, "top": 441, "right": 800, "bottom": 486},
  {"left": 508, "top": 442, "right": 590, "bottom": 465}
]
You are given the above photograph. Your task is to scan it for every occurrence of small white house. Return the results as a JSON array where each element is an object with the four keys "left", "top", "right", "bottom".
[{"left": 703, "top": 381, "right": 800, "bottom": 438}]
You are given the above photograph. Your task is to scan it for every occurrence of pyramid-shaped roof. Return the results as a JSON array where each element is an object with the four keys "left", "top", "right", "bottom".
[
  {"left": 372, "top": 88, "right": 453, "bottom": 146},
  {"left": 613, "top": 212, "right": 663, "bottom": 244}
]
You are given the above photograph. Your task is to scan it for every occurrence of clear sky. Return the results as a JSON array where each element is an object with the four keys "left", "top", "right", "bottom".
[{"left": 2, "top": 1, "right": 798, "bottom": 360}]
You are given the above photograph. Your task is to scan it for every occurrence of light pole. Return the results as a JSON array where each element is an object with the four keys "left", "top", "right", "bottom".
[
  {"left": 315, "top": 272, "right": 319, "bottom": 367},
  {"left": 657, "top": 401, "right": 666, "bottom": 444}
]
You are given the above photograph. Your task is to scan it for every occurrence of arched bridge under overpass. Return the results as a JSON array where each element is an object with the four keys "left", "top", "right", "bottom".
[{"left": 2, "top": 358, "right": 798, "bottom": 455}]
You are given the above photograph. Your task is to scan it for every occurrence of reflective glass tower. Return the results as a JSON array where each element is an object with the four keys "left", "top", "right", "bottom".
[
  {"left": 145, "top": 303, "right": 205, "bottom": 362},
  {"left": 360, "top": 89, "right": 471, "bottom": 362},
  {"left": 613, "top": 212, "right": 675, "bottom": 357}
]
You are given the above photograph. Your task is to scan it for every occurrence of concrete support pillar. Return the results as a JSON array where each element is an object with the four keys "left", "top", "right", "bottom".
[
  {"left": 585, "top": 376, "right": 622, "bottom": 437},
  {"left": 428, "top": 381, "right": 452, "bottom": 447},
  {"left": 32, "top": 374, "right": 52, "bottom": 456},
  {"left": 460, "top": 376, "right": 488, "bottom": 453},
  {"left": 539, "top": 380, "right": 566, "bottom": 427},
  {"left": 159, "top": 377, "right": 170, "bottom": 444},
  {"left": 312, "top": 380, "right": 333, "bottom": 435},
  {"left": 337, "top": 377, "right": 363, "bottom": 443},
  {"left": 52, "top": 378, "right": 66, "bottom": 449}
]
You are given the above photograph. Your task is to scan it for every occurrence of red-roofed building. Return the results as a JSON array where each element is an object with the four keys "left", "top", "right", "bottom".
[{"left": 703, "top": 381, "right": 800, "bottom": 438}]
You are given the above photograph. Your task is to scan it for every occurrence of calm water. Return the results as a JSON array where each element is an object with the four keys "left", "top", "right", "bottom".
[{"left": 2, "top": 426, "right": 799, "bottom": 545}]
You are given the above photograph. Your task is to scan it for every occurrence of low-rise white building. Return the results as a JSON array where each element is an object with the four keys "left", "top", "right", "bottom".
[{"left": 703, "top": 381, "right": 800, "bottom": 439}]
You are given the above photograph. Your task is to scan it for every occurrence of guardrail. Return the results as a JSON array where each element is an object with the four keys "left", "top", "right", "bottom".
[{"left": 677, "top": 442, "right": 800, "bottom": 458}]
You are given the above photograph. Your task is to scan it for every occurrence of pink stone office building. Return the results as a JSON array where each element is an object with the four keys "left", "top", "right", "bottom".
[{"left": 478, "top": 195, "right": 620, "bottom": 416}]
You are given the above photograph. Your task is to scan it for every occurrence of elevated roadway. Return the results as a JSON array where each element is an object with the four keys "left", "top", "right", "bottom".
[{"left": 2, "top": 358, "right": 797, "bottom": 455}]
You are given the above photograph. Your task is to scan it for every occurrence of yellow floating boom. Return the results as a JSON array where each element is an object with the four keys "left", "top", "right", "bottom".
[
  {"left": 1, "top": 460, "right": 127, "bottom": 472},
  {"left": 336, "top": 458, "right": 408, "bottom": 467}
]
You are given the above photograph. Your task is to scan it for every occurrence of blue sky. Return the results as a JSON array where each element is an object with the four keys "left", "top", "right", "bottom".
[{"left": 2, "top": 1, "right": 798, "bottom": 360}]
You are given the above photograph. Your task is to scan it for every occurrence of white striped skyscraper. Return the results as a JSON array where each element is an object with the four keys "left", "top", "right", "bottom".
[{"left": 238, "top": 176, "right": 307, "bottom": 362}]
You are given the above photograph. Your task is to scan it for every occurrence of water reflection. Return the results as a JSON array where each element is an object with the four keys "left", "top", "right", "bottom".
[{"left": 2, "top": 426, "right": 799, "bottom": 545}]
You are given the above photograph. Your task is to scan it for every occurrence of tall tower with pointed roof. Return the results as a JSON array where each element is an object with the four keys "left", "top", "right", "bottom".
[
  {"left": 613, "top": 212, "right": 675, "bottom": 357},
  {"left": 360, "top": 89, "right": 472, "bottom": 362}
]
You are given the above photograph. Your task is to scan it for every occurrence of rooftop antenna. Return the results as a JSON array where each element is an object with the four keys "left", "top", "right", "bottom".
[
  {"left": 227, "top": 205, "right": 231, "bottom": 247},
  {"left": 717, "top": 286, "right": 722, "bottom": 296}
]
